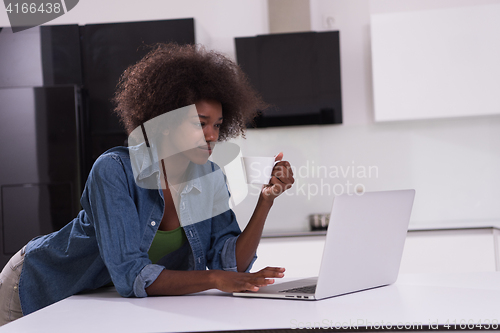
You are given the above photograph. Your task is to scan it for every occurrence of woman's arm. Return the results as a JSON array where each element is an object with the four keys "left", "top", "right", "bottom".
[
  {"left": 235, "top": 153, "right": 294, "bottom": 272},
  {"left": 145, "top": 266, "right": 285, "bottom": 295},
  {"left": 235, "top": 196, "right": 273, "bottom": 272},
  {"left": 147, "top": 153, "right": 293, "bottom": 295}
]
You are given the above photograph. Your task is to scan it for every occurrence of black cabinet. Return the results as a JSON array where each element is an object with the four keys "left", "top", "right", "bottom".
[
  {"left": 0, "top": 19, "right": 195, "bottom": 266},
  {"left": 0, "top": 86, "right": 81, "bottom": 264}
]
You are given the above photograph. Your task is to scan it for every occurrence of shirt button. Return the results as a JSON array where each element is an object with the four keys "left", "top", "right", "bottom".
[{"left": 151, "top": 221, "right": 156, "bottom": 227}]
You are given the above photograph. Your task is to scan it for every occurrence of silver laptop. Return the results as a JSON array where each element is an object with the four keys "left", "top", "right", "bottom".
[{"left": 233, "top": 189, "right": 415, "bottom": 300}]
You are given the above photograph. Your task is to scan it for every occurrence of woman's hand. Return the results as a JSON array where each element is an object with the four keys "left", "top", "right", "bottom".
[
  {"left": 261, "top": 152, "right": 294, "bottom": 202},
  {"left": 211, "top": 266, "right": 285, "bottom": 292}
]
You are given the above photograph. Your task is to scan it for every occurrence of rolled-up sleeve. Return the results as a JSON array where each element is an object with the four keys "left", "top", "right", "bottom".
[
  {"left": 221, "top": 235, "right": 257, "bottom": 273},
  {"left": 133, "top": 264, "right": 165, "bottom": 297}
]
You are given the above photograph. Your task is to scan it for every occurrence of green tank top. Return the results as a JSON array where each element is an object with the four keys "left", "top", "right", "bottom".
[{"left": 148, "top": 226, "right": 187, "bottom": 264}]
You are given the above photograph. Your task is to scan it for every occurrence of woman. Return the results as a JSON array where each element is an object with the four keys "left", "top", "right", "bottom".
[{"left": 0, "top": 43, "right": 294, "bottom": 326}]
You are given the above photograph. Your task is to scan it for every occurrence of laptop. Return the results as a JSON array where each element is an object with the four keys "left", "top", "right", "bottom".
[{"left": 233, "top": 189, "right": 415, "bottom": 300}]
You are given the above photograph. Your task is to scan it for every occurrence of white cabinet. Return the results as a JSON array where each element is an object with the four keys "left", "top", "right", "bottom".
[
  {"left": 254, "top": 228, "right": 500, "bottom": 277},
  {"left": 400, "top": 228, "right": 498, "bottom": 274},
  {"left": 494, "top": 228, "right": 500, "bottom": 270}
]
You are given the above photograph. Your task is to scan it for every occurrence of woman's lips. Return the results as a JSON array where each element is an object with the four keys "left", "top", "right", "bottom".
[{"left": 198, "top": 145, "right": 212, "bottom": 154}]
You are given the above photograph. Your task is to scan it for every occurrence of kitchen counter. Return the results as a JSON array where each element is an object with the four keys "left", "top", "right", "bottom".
[{"left": 262, "top": 220, "right": 500, "bottom": 238}]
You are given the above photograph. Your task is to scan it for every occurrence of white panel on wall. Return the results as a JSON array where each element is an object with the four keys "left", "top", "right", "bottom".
[{"left": 371, "top": 4, "right": 500, "bottom": 121}]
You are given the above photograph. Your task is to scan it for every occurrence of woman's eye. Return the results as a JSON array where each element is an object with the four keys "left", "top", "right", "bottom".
[
  {"left": 215, "top": 123, "right": 222, "bottom": 129},
  {"left": 193, "top": 122, "right": 203, "bottom": 128}
]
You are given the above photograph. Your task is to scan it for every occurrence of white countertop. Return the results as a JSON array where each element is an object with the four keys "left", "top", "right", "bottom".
[
  {"left": 2, "top": 272, "right": 499, "bottom": 332},
  {"left": 262, "top": 220, "right": 500, "bottom": 238}
]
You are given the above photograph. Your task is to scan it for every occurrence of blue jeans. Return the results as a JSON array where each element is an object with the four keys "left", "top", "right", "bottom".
[{"left": 0, "top": 247, "right": 25, "bottom": 326}]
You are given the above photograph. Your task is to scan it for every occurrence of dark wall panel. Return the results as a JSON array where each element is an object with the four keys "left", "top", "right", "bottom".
[
  {"left": 235, "top": 31, "right": 343, "bottom": 127},
  {"left": 80, "top": 19, "right": 195, "bottom": 169},
  {"left": 40, "top": 25, "right": 83, "bottom": 86}
]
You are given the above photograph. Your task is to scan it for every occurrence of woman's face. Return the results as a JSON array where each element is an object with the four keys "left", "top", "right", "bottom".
[{"left": 168, "top": 99, "right": 223, "bottom": 165}]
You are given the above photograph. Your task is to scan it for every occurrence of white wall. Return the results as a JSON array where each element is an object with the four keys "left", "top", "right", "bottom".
[
  {"left": 1, "top": 0, "right": 499, "bottom": 232},
  {"left": 234, "top": 0, "right": 500, "bottom": 232}
]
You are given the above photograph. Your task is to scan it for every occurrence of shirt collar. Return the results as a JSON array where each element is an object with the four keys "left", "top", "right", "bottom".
[
  {"left": 129, "top": 143, "right": 209, "bottom": 193},
  {"left": 179, "top": 161, "right": 207, "bottom": 194},
  {"left": 128, "top": 142, "right": 160, "bottom": 181}
]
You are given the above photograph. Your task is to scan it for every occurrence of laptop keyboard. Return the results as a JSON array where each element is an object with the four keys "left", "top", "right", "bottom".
[{"left": 279, "top": 284, "right": 317, "bottom": 294}]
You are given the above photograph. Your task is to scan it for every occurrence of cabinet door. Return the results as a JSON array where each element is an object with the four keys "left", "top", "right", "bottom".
[
  {"left": 255, "top": 228, "right": 499, "bottom": 278},
  {"left": 496, "top": 229, "right": 500, "bottom": 270},
  {"left": 0, "top": 86, "right": 80, "bottom": 267},
  {"left": 399, "top": 229, "right": 498, "bottom": 274}
]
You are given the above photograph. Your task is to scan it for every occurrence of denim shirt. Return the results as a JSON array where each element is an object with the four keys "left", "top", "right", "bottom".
[{"left": 19, "top": 146, "right": 255, "bottom": 316}]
